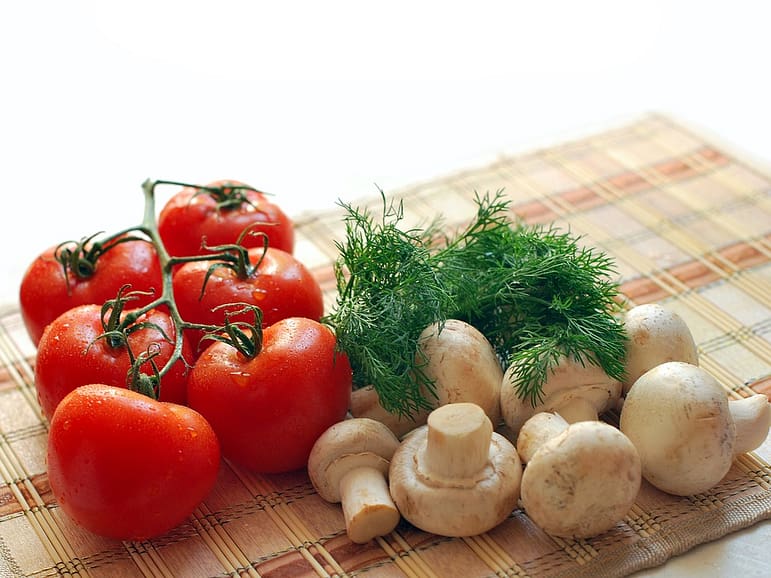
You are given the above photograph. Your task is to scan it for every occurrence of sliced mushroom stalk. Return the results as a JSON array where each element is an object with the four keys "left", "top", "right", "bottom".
[
  {"left": 307, "top": 418, "right": 401, "bottom": 543},
  {"left": 388, "top": 402, "right": 521, "bottom": 537},
  {"left": 517, "top": 413, "right": 641, "bottom": 539},
  {"left": 620, "top": 361, "right": 770, "bottom": 496}
]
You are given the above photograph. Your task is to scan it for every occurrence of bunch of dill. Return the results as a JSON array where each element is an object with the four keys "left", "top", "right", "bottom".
[{"left": 325, "top": 191, "right": 627, "bottom": 417}]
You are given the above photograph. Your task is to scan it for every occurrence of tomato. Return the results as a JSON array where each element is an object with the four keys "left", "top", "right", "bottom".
[
  {"left": 34, "top": 304, "right": 191, "bottom": 421},
  {"left": 47, "top": 384, "right": 220, "bottom": 540},
  {"left": 158, "top": 179, "right": 294, "bottom": 258},
  {"left": 19, "top": 235, "right": 162, "bottom": 345},
  {"left": 187, "top": 317, "right": 352, "bottom": 473},
  {"left": 173, "top": 246, "right": 324, "bottom": 351}
]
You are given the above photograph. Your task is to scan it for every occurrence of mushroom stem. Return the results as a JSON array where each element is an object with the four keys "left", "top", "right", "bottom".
[
  {"left": 729, "top": 395, "right": 771, "bottom": 456},
  {"left": 553, "top": 397, "right": 600, "bottom": 424},
  {"left": 339, "top": 466, "right": 400, "bottom": 544},
  {"left": 422, "top": 403, "right": 493, "bottom": 479}
]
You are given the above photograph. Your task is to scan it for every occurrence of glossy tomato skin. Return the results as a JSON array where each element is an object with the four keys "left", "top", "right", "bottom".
[
  {"left": 173, "top": 246, "right": 324, "bottom": 351},
  {"left": 187, "top": 317, "right": 352, "bottom": 473},
  {"left": 47, "top": 384, "right": 220, "bottom": 540},
  {"left": 19, "top": 237, "right": 162, "bottom": 345},
  {"left": 34, "top": 304, "right": 191, "bottom": 421},
  {"left": 158, "top": 179, "right": 294, "bottom": 258}
]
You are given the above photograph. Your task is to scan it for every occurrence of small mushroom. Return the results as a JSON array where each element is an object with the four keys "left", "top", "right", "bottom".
[
  {"left": 349, "top": 385, "right": 429, "bottom": 439},
  {"left": 517, "top": 413, "right": 642, "bottom": 539},
  {"left": 500, "top": 354, "right": 622, "bottom": 435},
  {"left": 351, "top": 319, "right": 503, "bottom": 437},
  {"left": 620, "top": 361, "right": 771, "bottom": 496},
  {"left": 307, "top": 418, "right": 401, "bottom": 543},
  {"left": 622, "top": 303, "right": 698, "bottom": 394},
  {"left": 388, "top": 402, "right": 521, "bottom": 537}
]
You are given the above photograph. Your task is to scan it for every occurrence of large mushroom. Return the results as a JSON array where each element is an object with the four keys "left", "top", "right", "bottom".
[
  {"left": 307, "top": 418, "right": 401, "bottom": 543},
  {"left": 388, "top": 402, "right": 521, "bottom": 537},
  {"left": 500, "top": 354, "right": 622, "bottom": 436},
  {"left": 620, "top": 361, "right": 771, "bottom": 496},
  {"left": 517, "top": 412, "right": 642, "bottom": 539},
  {"left": 622, "top": 303, "right": 699, "bottom": 394},
  {"left": 351, "top": 319, "right": 504, "bottom": 437}
]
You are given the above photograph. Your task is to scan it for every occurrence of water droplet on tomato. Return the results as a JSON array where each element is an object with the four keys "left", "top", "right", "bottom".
[
  {"left": 229, "top": 371, "right": 252, "bottom": 388},
  {"left": 251, "top": 288, "right": 267, "bottom": 301}
]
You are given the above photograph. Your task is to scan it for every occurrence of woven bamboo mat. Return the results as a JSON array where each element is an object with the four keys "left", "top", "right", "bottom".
[{"left": 1, "top": 113, "right": 770, "bottom": 577}]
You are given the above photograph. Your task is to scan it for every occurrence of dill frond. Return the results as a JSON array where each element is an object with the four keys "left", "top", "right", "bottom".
[{"left": 325, "top": 190, "right": 627, "bottom": 416}]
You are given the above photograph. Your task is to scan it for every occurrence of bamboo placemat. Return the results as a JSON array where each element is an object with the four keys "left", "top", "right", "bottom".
[{"left": 1, "top": 113, "right": 770, "bottom": 577}]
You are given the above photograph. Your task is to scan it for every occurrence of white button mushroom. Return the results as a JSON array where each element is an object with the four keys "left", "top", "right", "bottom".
[
  {"left": 349, "top": 385, "right": 430, "bottom": 439},
  {"left": 517, "top": 413, "right": 642, "bottom": 539},
  {"left": 350, "top": 319, "right": 504, "bottom": 437},
  {"left": 388, "top": 402, "right": 522, "bottom": 537},
  {"left": 500, "top": 353, "right": 622, "bottom": 435},
  {"left": 622, "top": 303, "right": 699, "bottom": 394},
  {"left": 307, "top": 418, "right": 401, "bottom": 543},
  {"left": 620, "top": 361, "right": 771, "bottom": 496}
]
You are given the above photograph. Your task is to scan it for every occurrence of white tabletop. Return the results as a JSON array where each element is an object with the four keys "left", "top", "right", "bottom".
[{"left": 2, "top": 2, "right": 770, "bottom": 575}]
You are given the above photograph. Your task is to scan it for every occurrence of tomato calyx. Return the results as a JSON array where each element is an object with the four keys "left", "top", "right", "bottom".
[
  {"left": 54, "top": 232, "right": 152, "bottom": 294},
  {"left": 86, "top": 284, "right": 173, "bottom": 399},
  {"left": 193, "top": 226, "right": 271, "bottom": 299},
  {"left": 200, "top": 303, "right": 264, "bottom": 359},
  {"left": 152, "top": 178, "right": 267, "bottom": 213},
  {"left": 194, "top": 181, "right": 267, "bottom": 212}
]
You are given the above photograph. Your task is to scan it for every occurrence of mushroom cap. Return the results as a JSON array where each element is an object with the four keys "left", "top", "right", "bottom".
[
  {"left": 516, "top": 412, "right": 569, "bottom": 464},
  {"left": 622, "top": 303, "right": 698, "bottom": 394},
  {"left": 417, "top": 319, "right": 503, "bottom": 426},
  {"left": 501, "top": 354, "right": 622, "bottom": 434},
  {"left": 620, "top": 361, "right": 735, "bottom": 496},
  {"left": 388, "top": 419, "right": 522, "bottom": 537},
  {"left": 520, "top": 420, "right": 641, "bottom": 539},
  {"left": 307, "top": 418, "right": 400, "bottom": 502}
]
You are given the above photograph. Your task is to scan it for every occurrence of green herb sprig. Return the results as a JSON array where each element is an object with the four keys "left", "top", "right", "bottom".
[
  {"left": 328, "top": 194, "right": 451, "bottom": 417},
  {"left": 324, "top": 190, "right": 627, "bottom": 416}
]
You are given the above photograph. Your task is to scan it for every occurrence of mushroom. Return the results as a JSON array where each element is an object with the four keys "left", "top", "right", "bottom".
[
  {"left": 388, "top": 402, "right": 521, "bottom": 537},
  {"left": 349, "top": 385, "right": 429, "bottom": 439},
  {"left": 351, "top": 319, "right": 504, "bottom": 437},
  {"left": 619, "top": 361, "right": 771, "bottom": 496},
  {"left": 517, "top": 412, "right": 642, "bottom": 539},
  {"left": 307, "top": 418, "right": 401, "bottom": 543},
  {"left": 500, "top": 354, "right": 622, "bottom": 436},
  {"left": 622, "top": 303, "right": 698, "bottom": 394}
]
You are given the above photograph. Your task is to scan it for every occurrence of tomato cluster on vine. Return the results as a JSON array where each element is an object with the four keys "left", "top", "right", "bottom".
[{"left": 18, "top": 179, "right": 352, "bottom": 541}]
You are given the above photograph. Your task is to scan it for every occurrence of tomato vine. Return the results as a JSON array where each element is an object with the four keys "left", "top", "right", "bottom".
[{"left": 65, "top": 178, "right": 269, "bottom": 399}]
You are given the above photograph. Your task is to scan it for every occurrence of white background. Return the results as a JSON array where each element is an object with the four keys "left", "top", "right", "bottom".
[
  {"left": 1, "top": 0, "right": 769, "bottom": 307},
  {"left": 1, "top": 2, "right": 771, "bottom": 573}
]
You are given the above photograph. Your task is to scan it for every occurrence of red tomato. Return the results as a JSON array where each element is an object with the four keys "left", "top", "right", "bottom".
[
  {"left": 19, "top": 236, "right": 162, "bottom": 345},
  {"left": 173, "top": 246, "right": 324, "bottom": 351},
  {"left": 34, "top": 304, "right": 191, "bottom": 420},
  {"left": 158, "top": 179, "right": 294, "bottom": 258},
  {"left": 47, "top": 384, "right": 220, "bottom": 540},
  {"left": 187, "top": 317, "right": 352, "bottom": 473}
]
